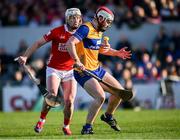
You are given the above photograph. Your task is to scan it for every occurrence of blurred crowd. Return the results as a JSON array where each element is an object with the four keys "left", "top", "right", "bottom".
[
  {"left": 100, "top": 25, "right": 179, "bottom": 87},
  {"left": 0, "top": 0, "right": 180, "bottom": 28}
]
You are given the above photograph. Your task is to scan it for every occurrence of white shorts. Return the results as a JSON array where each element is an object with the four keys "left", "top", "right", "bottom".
[{"left": 46, "top": 66, "right": 74, "bottom": 82}]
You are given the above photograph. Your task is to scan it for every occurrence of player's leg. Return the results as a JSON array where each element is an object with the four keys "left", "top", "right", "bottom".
[
  {"left": 74, "top": 69, "right": 106, "bottom": 134},
  {"left": 100, "top": 72, "right": 123, "bottom": 131},
  {"left": 34, "top": 67, "right": 61, "bottom": 133},
  {"left": 81, "top": 78, "right": 106, "bottom": 134},
  {"left": 102, "top": 72, "right": 123, "bottom": 114},
  {"left": 61, "top": 71, "right": 77, "bottom": 135}
]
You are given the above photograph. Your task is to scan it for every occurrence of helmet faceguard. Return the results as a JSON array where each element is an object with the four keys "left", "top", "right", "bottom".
[
  {"left": 95, "top": 6, "right": 114, "bottom": 32},
  {"left": 65, "top": 8, "right": 82, "bottom": 30}
]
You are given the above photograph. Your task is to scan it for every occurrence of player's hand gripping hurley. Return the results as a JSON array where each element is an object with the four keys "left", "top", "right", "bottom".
[{"left": 14, "top": 57, "right": 61, "bottom": 107}]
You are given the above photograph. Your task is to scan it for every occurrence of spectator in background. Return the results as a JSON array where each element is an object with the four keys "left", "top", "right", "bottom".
[
  {"left": 175, "top": 58, "right": 180, "bottom": 76},
  {"left": 133, "top": 5, "right": 146, "bottom": 25},
  {"left": 154, "top": 26, "right": 171, "bottom": 63},
  {"left": 7, "top": 3, "right": 18, "bottom": 26},
  {"left": 16, "top": 39, "right": 28, "bottom": 56},
  {"left": 141, "top": 52, "right": 152, "bottom": 78},
  {"left": 0, "top": 47, "right": 14, "bottom": 65},
  {"left": 135, "top": 66, "right": 147, "bottom": 82},
  {"left": 10, "top": 70, "right": 23, "bottom": 85},
  {"left": 151, "top": 42, "right": 160, "bottom": 63},
  {"left": 18, "top": 9, "right": 28, "bottom": 26},
  {"left": 115, "top": 35, "right": 132, "bottom": 51},
  {"left": 0, "top": 47, "right": 14, "bottom": 85},
  {"left": 28, "top": 17, "right": 39, "bottom": 27},
  {"left": 114, "top": 1, "right": 129, "bottom": 28},
  {"left": 172, "top": 31, "right": 180, "bottom": 60},
  {"left": 122, "top": 68, "right": 132, "bottom": 84},
  {"left": 160, "top": 0, "right": 178, "bottom": 20},
  {"left": 154, "top": 59, "right": 162, "bottom": 71},
  {"left": 0, "top": 59, "right": 9, "bottom": 86},
  {"left": 157, "top": 67, "right": 176, "bottom": 109},
  {"left": 124, "top": 60, "right": 133, "bottom": 70},
  {"left": 112, "top": 62, "right": 123, "bottom": 81},
  {"left": 147, "top": 0, "right": 161, "bottom": 23},
  {"left": 31, "top": 58, "right": 46, "bottom": 87},
  {"left": 130, "top": 64, "right": 137, "bottom": 80},
  {"left": 150, "top": 66, "right": 161, "bottom": 81},
  {"left": 161, "top": 68, "right": 168, "bottom": 79},
  {"left": 50, "top": 15, "right": 63, "bottom": 27}
]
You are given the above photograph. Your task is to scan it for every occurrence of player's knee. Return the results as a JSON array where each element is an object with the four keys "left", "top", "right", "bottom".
[{"left": 96, "top": 96, "right": 105, "bottom": 105}]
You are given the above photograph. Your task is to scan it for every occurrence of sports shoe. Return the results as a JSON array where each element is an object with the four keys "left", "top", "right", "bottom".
[
  {"left": 100, "top": 114, "right": 121, "bottom": 131},
  {"left": 62, "top": 127, "right": 72, "bottom": 135},
  {"left": 34, "top": 119, "right": 45, "bottom": 133},
  {"left": 81, "top": 125, "right": 94, "bottom": 135}
]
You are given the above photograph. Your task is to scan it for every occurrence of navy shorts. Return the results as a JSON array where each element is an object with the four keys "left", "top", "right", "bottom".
[{"left": 74, "top": 66, "right": 106, "bottom": 87}]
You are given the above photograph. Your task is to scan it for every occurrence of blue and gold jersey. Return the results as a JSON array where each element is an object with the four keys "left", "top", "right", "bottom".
[{"left": 74, "top": 22, "right": 103, "bottom": 70}]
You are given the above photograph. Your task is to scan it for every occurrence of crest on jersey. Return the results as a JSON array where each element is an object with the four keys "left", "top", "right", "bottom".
[
  {"left": 58, "top": 43, "right": 67, "bottom": 52},
  {"left": 46, "top": 31, "right": 51, "bottom": 36}
]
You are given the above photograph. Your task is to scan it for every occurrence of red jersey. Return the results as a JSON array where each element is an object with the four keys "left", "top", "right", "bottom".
[
  {"left": 43, "top": 25, "right": 74, "bottom": 70},
  {"left": 44, "top": 25, "right": 74, "bottom": 70}
]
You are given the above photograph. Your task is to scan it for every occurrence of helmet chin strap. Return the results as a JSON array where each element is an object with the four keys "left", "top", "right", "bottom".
[{"left": 95, "top": 15, "right": 105, "bottom": 32}]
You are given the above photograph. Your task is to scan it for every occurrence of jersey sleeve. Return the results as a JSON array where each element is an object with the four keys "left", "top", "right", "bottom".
[
  {"left": 43, "top": 29, "right": 55, "bottom": 42},
  {"left": 73, "top": 25, "right": 89, "bottom": 41}
]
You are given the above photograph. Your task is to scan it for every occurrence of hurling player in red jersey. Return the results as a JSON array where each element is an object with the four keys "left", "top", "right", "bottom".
[{"left": 16, "top": 8, "right": 82, "bottom": 135}]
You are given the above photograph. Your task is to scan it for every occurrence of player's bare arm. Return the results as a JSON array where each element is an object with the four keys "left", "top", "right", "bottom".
[
  {"left": 18, "top": 37, "right": 47, "bottom": 65},
  {"left": 100, "top": 47, "right": 132, "bottom": 60},
  {"left": 66, "top": 36, "right": 85, "bottom": 70}
]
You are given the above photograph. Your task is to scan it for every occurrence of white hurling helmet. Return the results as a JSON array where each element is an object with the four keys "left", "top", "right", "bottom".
[{"left": 65, "top": 8, "right": 81, "bottom": 21}]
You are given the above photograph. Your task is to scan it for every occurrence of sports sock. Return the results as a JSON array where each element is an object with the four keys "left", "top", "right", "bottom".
[
  {"left": 64, "top": 118, "right": 70, "bottom": 128},
  {"left": 105, "top": 112, "right": 113, "bottom": 120},
  {"left": 39, "top": 118, "right": 45, "bottom": 122},
  {"left": 40, "top": 112, "right": 48, "bottom": 120}
]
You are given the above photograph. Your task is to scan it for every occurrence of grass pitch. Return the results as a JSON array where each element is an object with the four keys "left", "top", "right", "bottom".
[{"left": 0, "top": 109, "right": 180, "bottom": 139}]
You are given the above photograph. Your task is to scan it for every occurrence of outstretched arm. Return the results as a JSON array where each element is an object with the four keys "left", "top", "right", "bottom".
[
  {"left": 99, "top": 36, "right": 132, "bottom": 60},
  {"left": 17, "top": 37, "right": 47, "bottom": 65},
  {"left": 100, "top": 47, "right": 132, "bottom": 60}
]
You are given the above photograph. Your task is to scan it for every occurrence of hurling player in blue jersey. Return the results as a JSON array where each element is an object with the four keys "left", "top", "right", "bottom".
[{"left": 66, "top": 6, "right": 132, "bottom": 134}]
